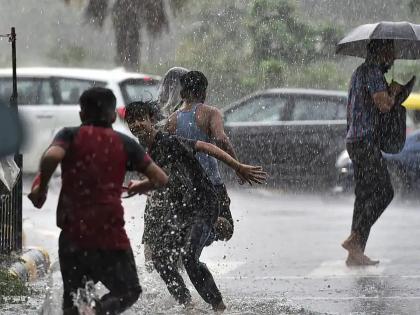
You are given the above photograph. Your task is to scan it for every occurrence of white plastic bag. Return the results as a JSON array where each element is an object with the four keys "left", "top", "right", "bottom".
[{"left": 0, "top": 156, "right": 20, "bottom": 192}]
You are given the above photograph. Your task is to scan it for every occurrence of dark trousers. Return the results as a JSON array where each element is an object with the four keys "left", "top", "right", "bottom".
[
  {"left": 59, "top": 232, "right": 141, "bottom": 315},
  {"left": 152, "top": 220, "right": 223, "bottom": 307},
  {"left": 347, "top": 141, "right": 394, "bottom": 251}
]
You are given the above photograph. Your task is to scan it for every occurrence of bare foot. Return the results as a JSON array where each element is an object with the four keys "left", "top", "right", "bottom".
[
  {"left": 79, "top": 305, "right": 96, "bottom": 315},
  {"left": 183, "top": 300, "right": 195, "bottom": 310},
  {"left": 346, "top": 253, "right": 380, "bottom": 267},
  {"left": 342, "top": 232, "right": 360, "bottom": 252},
  {"left": 212, "top": 300, "right": 227, "bottom": 312}
]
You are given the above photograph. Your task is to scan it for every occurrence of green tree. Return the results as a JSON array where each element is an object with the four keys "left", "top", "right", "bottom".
[
  {"left": 175, "top": 1, "right": 254, "bottom": 104},
  {"left": 174, "top": 0, "right": 342, "bottom": 105},
  {"left": 248, "top": 0, "right": 342, "bottom": 86},
  {"left": 64, "top": 0, "right": 187, "bottom": 70},
  {"left": 409, "top": 0, "right": 420, "bottom": 13}
]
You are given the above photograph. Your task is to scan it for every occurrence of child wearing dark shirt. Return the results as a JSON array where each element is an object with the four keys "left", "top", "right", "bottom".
[
  {"left": 125, "top": 101, "right": 266, "bottom": 311},
  {"left": 28, "top": 88, "right": 168, "bottom": 315}
]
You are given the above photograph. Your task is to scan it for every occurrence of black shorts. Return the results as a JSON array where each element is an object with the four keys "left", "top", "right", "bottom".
[{"left": 59, "top": 232, "right": 141, "bottom": 309}]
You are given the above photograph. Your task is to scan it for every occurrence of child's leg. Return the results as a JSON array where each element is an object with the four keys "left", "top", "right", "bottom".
[
  {"left": 182, "top": 221, "right": 224, "bottom": 309},
  {"left": 95, "top": 248, "right": 142, "bottom": 314},
  {"left": 143, "top": 242, "right": 154, "bottom": 272},
  {"left": 152, "top": 235, "right": 192, "bottom": 305},
  {"left": 58, "top": 232, "right": 89, "bottom": 313}
]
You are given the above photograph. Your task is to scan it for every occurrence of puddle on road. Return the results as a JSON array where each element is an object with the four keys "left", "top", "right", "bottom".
[{"left": 34, "top": 261, "right": 325, "bottom": 315}]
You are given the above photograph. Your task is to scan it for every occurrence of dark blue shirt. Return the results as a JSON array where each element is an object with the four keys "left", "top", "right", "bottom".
[
  {"left": 346, "top": 62, "right": 388, "bottom": 143},
  {"left": 142, "top": 131, "right": 219, "bottom": 245}
]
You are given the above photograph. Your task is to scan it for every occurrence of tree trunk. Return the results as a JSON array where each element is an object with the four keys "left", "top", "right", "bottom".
[{"left": 112, "top": 0, "right": 142, "bottom": 70}]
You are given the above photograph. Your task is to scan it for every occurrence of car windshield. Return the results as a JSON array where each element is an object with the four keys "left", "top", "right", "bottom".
[{"left": 120, "top": 78, "right": 159, "bottom": 105}]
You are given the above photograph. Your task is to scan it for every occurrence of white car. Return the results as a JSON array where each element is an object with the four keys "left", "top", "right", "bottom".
[{"left": 0, "top": 67, "right": 160, "bottom": 173}]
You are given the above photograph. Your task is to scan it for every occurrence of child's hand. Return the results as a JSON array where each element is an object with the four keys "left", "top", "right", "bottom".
[
  {"left": 389, "top": 80, "right": 404, "bottom": 96},
  {"left": 235, "top": 171, "right": 246, "bottom": 185},
  {"left": 127, "top": 180, "right": 141, "bottom": 195},
  {"left": 28, "top": 174, "right": 48, "bottom": 208},
  {"left": 127, "top": 180, "right": 150, "bottom": 196},
  {"left": 236, "top": 164, "right": 268, "bottom": 186}
]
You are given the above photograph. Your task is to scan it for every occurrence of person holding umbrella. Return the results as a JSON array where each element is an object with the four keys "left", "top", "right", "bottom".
[
  {"left": 341, "top": 39, "right": 402, "bottom": 266},
  {"left": 337, "top": 21, "right": 420, "bottom": 266}
]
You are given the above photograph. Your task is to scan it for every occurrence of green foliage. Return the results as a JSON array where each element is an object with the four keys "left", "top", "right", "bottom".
[
  {"left": 409, "top": 0, "right": 420, "bottom": 13},
  {"left": 249, "top": 0, "right": 318, "bottom": 65},
  {"left": 285, "top": 61, "right": 349, "bottom": 90},
  {"left": 258, "top": 59, "right": 285, "bottom": 88},
  {"left": 174, "top": 1, "right": 254, "bottom": 104},
  {"left": 65, "top": 0, "right": 189, "bottom": 69},
  {"left": 173, "top": 0, "right": 344, "bottom": 105},
  {"left": 0, "top": 266, "right": 29, "bottom": 304},
  {"left": 47, "top": 44, "right": 87, "bottom": 66}
]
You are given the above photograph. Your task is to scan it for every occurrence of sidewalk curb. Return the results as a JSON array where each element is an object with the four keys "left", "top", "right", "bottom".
[{"left": 9, "top": 247, "right": 50, "bottom": 282}]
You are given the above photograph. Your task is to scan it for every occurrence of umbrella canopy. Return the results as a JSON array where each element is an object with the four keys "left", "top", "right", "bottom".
[{"left": 336, "top": 21, "right": 420, "bottom": 59}]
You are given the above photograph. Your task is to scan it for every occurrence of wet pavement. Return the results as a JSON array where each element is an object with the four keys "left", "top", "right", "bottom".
[{"left": 3, "top": 178, "right": 420, "bottom": 314}]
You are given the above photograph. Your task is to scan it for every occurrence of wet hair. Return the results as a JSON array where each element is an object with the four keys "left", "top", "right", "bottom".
[
  {"left": 125, "top": 100, "right": 163, "bottom": 123},
  {"left": 157, "top": 67, "right": 189, "bottom": 115},
  {"left": 180, "top": 70, "right": 208, "bottom": 102},
  {"left": 366, "top": 39, "right": 394, "bottom": 60},
  {"left": 79, "top": 87, "right": 116, "bottom": 123}
]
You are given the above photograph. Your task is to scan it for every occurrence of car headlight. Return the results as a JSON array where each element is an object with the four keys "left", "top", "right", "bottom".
[{"left": 336, "top": 150, "right": 351, "bottom": 168}]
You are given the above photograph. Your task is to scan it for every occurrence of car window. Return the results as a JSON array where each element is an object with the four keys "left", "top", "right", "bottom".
[
  {"left": 0, "top": 78, "right": 53, "bottom": 105},
  {"left": 225, "top": 96, "right": 287, "bottom": 123},
  {"left": 56, "top": 78, "right": 106, "bottom": 105},
  {"left": 120, "top": 79, "right": 159, "bottom": 105},
  {"left": 292, "top": 97, "right": 344, "bottom": 121}
]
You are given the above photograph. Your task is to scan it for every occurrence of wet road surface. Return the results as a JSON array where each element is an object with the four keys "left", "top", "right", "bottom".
[{"left": 4, "top": 178, "right": 420, "bottom": 314}]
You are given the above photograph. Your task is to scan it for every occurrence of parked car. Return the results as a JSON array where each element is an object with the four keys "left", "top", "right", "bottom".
[
  {"left": 221, "top": 88, "right": 348, "bottom": 189},
  {"left": 0, "top": 67, "right": 160, "bottom": 173},
  {"left": 335, "top": 127, "right": 420, "bottom": 195}
]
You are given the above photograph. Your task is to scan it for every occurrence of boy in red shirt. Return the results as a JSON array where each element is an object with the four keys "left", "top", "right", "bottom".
[{"left": 29, "top": 87, "right": 168, "bottom": 315}]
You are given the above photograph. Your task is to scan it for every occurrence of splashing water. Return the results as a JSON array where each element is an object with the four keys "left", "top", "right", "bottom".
[
  {"left": 35, "top": 261, "right": 323, "bottom": 315},
  {"left": 72, "top": 280, "right": 98, "bottom": 315}
]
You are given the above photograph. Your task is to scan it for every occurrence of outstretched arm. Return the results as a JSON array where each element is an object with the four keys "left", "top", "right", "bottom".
[
  {"left": 28, "top": 146, "right": 65, "bottom": 208},
  {"left": 39, "top": 146, "right": 65, "bottom": 189},
  {"left": 195, "top": 140, "right": 267, "bottom": 185}
]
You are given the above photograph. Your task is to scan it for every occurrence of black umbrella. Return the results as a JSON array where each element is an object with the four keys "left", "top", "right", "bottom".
[{"left": 336, "top": 21, "right": 420, "bottom": 59}]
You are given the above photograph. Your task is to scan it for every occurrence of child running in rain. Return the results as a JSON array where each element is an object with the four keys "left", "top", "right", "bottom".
[
  {"left": 141, "top": 66, "right": 190, "bottom": 271},
  {"left": 166, "top": 70, "right": 242, "bottom": 247},
  {"left": 125, "top": 100, "right": 267, "bottom": 312},
  {"left": 28, "top": 87, "right": 168, "bottom": 315}
]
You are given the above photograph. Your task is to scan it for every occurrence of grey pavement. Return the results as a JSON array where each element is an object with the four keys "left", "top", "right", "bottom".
[{"left": 5, "top": 180, "right": 420, "bottom": 314}]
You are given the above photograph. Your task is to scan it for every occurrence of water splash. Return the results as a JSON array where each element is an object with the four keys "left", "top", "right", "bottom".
[{"left": 72, "top": 280, "right": 98, "bottom": 315}]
